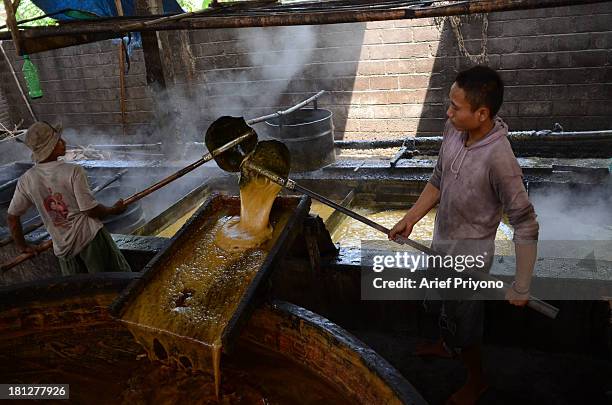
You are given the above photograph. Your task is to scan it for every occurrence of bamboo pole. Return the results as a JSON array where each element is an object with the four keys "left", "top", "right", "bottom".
[
  {"left": 0, "top": 41, "right": 37, "bottom": 121},
  {"left": 1, "top": 239, "right": 53, "bottom": 272},
  {"left": 2, "top": 0, "right": 22, "bottom": 53}
]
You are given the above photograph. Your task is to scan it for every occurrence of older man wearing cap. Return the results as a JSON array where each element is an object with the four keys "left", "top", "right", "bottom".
[{"left": 6, "top": 121, "right": 131, "bottom": 275}]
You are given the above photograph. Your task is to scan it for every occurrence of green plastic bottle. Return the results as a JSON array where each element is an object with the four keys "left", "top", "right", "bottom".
[{"left": 22, "top": 55, "right": 43, "bottom": 99}]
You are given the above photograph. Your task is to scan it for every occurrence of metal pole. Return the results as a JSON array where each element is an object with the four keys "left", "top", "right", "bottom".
[
  {"left": 246, "top": 91, "right": 325, "bottom": 125},
  {"left": 243, "top": 161, "right": 559, "bottom": 319},
  {"left": 123, "top": 130, "right": 254, "bottom": 205}
]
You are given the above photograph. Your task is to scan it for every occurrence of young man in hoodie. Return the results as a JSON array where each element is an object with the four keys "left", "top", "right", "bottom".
[
  {"left": 389, "top": 66, "right": 539, "bottom": 405},
  {"left": 7, "top": 121, "right": 131, "bottom": 275}
]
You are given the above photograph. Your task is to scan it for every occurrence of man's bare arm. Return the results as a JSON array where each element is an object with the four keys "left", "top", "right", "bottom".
[
  {"left": 7, "top": 214, "right": 37, "bottom": 253},
  {"left": 84, "top": 199, "right": 126, "bottom": 219},
  {"left": 389, "top": 183, "right": 440, "bottom": 239}
]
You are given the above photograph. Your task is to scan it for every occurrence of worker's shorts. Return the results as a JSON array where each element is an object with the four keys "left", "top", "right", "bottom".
[
  {"left": 438, "top": 299, "right": 485, "bottom": 353},
  {"left": 58, "top": 228, "right": 131, "bottom": 275},
  {"left": 425, "top": 264, "right": 488, "bottom": 353}
]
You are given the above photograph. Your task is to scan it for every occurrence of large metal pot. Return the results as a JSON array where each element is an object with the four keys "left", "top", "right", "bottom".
[{"left": 265, "top": 108, "right": 335, "bottom": 172}]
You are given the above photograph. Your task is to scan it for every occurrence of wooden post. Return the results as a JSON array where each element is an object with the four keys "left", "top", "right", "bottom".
[
  {"left": 114, "top": 0, "right": 128, "bottom": 136},
  {"left": 136, "top": 0, "right": 166, "bottom": 88},
  {"left": 3, "top": 0, "right": 22, "bottom": 55}
]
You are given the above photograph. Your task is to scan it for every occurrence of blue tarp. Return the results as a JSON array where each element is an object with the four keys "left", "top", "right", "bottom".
[{"left": 32, "top": 0, "right": 184, "bottom": 21}]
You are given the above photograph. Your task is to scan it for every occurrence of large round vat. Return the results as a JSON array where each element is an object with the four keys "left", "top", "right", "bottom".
[
  {"left": 0, "top": 274, "right": 425, "bottom": 404},
  {"left": 0, "top": 164, "right": 29, "bottom": 206},
  {"left": 265, "top": 108, "right": 336, "bottom": 173},
  {"left": 95, "top": 185, "right": 146, "bottom": 234}
]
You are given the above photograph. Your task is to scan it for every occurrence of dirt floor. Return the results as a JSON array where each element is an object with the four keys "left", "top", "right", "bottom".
[{"left": 351, "top": 329, "right": 612, "bottom": 405}]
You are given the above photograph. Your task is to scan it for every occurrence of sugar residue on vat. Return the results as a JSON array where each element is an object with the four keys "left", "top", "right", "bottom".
[
  {"left": 309, "top": 201, "right": 336, "bottom": 222},
  {"left": 156, "top": 204, "right": 203, "bottom": 238}
]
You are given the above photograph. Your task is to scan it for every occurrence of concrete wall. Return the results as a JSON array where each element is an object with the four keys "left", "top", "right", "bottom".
[{"left": 1, "top": 2, "right": 611, "bottom": 143}]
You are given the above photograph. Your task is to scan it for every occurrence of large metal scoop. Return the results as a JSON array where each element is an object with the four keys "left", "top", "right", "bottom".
[
  {"left": 239, "top": 139, "right": 291, "bottom": 187},
  {"left": 205, "top": 116, "right": 258, "bottom": 173},
  {"left": 124, "top": 117, "right": 257, "bottom": 205},
  {"left": 235, "top": 140, "right": 559, "bottom": 320}
]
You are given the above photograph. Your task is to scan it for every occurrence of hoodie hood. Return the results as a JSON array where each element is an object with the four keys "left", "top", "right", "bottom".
[
  {"left": 464, "top": 116, "right": 508, "bottom": 150},
  {"left": 450, "top": 117, "right": 508, "bottom": 178}
]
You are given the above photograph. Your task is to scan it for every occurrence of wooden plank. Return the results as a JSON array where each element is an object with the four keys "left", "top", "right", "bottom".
[{"left": 19, "top": 33, "right": 120, "bottom": 54}]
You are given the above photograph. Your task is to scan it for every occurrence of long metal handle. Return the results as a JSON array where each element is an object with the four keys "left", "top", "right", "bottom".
[
  {"left": 244, "top": 162, "right": 559, "bottom": 319},
  {"left": 246, "top": 91, "right": 325, "bottom": 125},
  {"left": 124, "top": 130, "right": 254, "bottom": 206}
]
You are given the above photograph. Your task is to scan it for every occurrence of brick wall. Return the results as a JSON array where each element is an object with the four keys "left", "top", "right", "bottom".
[
  {"left": 0, "top": 40, "right": 155, "bottom": 139},
  {"left": 1, "top": 2, "right": 611, "bottom": 142}
]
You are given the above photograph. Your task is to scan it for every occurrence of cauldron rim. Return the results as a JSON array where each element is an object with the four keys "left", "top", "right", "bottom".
[
  {"left": 0, "top": 273, "right": 425, "bottom": 405},
  {"left": 0, "top": 272, "right": 139, "bottom": 311},
  {"left": 264, "top": 108, "right": 332, "bottom": 128}
]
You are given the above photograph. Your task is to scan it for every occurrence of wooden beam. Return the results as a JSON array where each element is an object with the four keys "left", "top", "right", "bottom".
[
  {"left": 140, "top": 32, "right": 166, "bottom": 88},
  {"left": 9, "top": 0, "right": 612, "bottom": 40},
  {"left": 114, "top": 0, "right": 124, "bottom": 15},
  {"left": 19, "top": 32, "right": 121, "bottom": 54}
]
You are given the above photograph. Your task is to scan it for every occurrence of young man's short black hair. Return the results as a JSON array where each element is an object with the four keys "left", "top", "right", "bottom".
[{"left": 455, "top": 65, "right": 504, "bottom": 116}]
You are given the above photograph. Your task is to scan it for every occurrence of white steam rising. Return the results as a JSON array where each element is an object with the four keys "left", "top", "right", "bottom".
[{"left": 531, "top": 185, "right": 612, "bottom": 241}]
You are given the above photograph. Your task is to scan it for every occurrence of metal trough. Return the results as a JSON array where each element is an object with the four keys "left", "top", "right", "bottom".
[{"left": 110, "top": 193, "right": 312, "bottom": 355}]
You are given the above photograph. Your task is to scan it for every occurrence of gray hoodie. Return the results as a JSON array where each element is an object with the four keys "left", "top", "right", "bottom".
[{"left": 429, "top": 118, "right": 539, "bottom": 263}]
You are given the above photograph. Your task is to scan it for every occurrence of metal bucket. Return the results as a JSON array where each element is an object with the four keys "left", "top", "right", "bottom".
[{"left": 265, "top": 108, "right": 335, "bottom": 172}]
